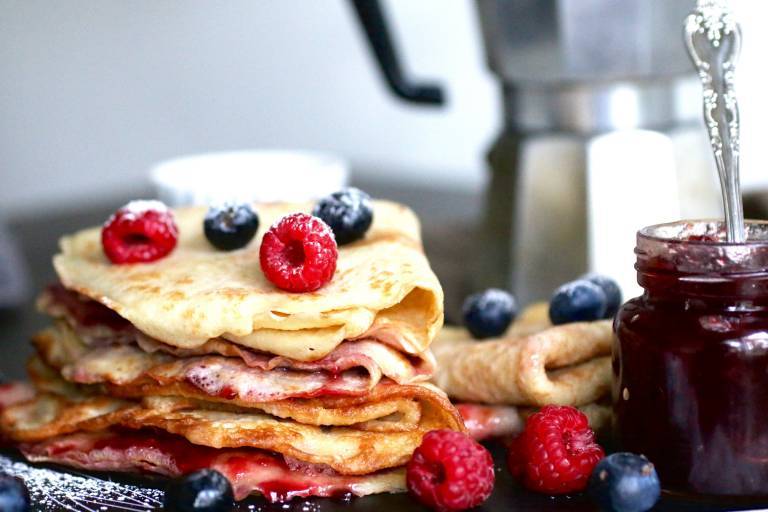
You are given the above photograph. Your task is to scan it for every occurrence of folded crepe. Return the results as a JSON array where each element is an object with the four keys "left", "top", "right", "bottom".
[
  {"left": 52, "top": 201, "right": 443, "bottom": 359},
  {"left": 0, "top": 200, "right": 464, "bottom": 502},
  {"left": 432, "top": 303, "right": 612, "bottom": 440}
]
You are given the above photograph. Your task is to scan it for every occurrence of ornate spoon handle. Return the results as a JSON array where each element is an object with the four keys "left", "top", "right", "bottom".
[{"left": 684, "top": 0, "right": 744, "bottom": 243}]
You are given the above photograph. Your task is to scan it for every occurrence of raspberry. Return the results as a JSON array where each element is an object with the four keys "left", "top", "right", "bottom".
[
  {"left": 507, "top": 405, "right": 604, "bottom": 494},
  {"left": 101, "top": 200, "right": 178, "bottom": 264},
  {"left": 259, "top": 213, "right": 338, "bottom": 292},
  {"left": 406, "top": 429, "right": 494, "bottom": 512}
]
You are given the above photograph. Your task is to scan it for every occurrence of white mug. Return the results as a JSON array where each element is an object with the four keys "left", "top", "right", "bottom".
[{"left": 149, "top": 150, "right": 349, "bottom": 207}]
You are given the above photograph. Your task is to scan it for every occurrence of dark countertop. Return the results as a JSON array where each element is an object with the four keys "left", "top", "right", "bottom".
[{"left": 0, "top": 182, "right": 766, "bottom": 511}]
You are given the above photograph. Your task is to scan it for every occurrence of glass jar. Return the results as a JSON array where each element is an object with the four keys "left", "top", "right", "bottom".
[{"left": 614, "top": 220, "right": 768, "bottom": 497}]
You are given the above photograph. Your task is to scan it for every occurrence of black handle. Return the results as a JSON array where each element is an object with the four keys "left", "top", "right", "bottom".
[{"left": 349, "top": 0, "right": 445, "bottom": 106}]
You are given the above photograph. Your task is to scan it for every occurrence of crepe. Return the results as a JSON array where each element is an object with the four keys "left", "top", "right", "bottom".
[
  {"left": 52, "top": 201, "right": 443, "bottom": 360},
  {"left": 22, "top": 430, "right": 407, "bottom": 501},
  {"left": 33, "top": 321, "right": 435, "bottom": 399},
  {"left": 432, "top": 310, "right": 612, "bottom": 406},
  {"left": 0, "top": 375, "right": 406, "bottom": 500},
  {"left": 1, "top": 381, "right": 462, "bottom": 476}
]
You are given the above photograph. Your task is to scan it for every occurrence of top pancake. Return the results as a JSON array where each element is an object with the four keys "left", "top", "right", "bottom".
[{"left": 53, "top": 200, "right": 443, "bottom": 361}]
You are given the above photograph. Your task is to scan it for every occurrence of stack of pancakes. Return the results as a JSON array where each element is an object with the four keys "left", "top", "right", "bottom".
[{"left": 0, "top": 201, "right": 464, "bottom": 501}]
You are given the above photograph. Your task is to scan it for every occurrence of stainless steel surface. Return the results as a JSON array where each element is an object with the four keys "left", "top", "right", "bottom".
[
  {"left": 684, "top": 0, "right": 745, "bottom": 242},
  {"left": 504, "top": 76, "right": 700, "bottom": 133},
  {"left": 476, "top": 0, "right": 695, "bottom": 84},
  {"left": 480, "top": 133, "right": 588, "bottom": 303},
  {"left": 481, "top": 0, "right": 701, "bottom": 132}
]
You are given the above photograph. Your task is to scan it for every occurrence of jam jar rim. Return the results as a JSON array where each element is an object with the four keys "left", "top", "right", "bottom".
[
  {"left": 636, "top": 219, "right": 768, "bottom": 278},
  {"left": 638, "top": 219, "right": 768, "bottom": 247}
]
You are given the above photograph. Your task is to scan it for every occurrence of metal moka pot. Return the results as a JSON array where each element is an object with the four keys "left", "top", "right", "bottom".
[{"left": 351, "top": 0, "right": 719, "bottom": 303}]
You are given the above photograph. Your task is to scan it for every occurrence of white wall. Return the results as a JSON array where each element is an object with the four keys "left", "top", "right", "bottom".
[
  {"left": 0, "top": 0, "right": 499, "bottom": 215},
  {"left": 1, "top": 0, "right": 766, "bottom": 216}
]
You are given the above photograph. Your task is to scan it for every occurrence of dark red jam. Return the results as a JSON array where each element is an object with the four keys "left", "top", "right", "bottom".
[
  {"left": 614, "top": 220, "right": 768, "bottom": 496},
  {"left": 92, "top": 428, "right": 220, "bottom": 473},
  {"left": 47, "top": 283, "right": 132, "bottom": 331}
]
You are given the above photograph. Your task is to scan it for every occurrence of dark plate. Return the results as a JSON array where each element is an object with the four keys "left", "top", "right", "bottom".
[{"left": 3, "top": 442, "right": 768, "bottom": 512}]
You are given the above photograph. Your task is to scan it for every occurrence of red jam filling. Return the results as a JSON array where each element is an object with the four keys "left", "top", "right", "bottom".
[
  {"left": 46, "top": 283, "right": 132, "bottom": 331},
  {"left": 92, "top": 429, "right": 220, "bottom": 474},
  {"left": 27, "top": 429, "right": 382, "bottom": 502},
  {"left": 455, "top": 403, "right": 522, "bottom": 441},
  {"left": 456, "top": 404, "right": 500, "bottom": 441}
]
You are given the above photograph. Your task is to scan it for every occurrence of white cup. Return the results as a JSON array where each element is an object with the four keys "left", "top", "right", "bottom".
[{"left": 149, "top": 150, "right": 349, "bottom": 207}]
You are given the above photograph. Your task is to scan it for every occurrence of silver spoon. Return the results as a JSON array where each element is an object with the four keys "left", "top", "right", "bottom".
[{"left": 684, "top": 0, "right": 744, "bottom": 243}]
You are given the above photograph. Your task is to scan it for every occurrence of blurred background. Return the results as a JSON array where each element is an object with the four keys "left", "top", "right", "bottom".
[{"left": 0, "top": 0, "right": 767, "bottom": 330}]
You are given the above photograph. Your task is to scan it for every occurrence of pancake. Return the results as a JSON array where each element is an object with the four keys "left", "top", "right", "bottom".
[
  {"left": 28, "top": 337, "right": 461, "bottom": 432},
  {"left": 1, "top": 385, "right": 463, "bottom": 475},
  {"left": 52, "top": 201, "right": 443, "bottom": 359},
  {"left": 33, "top": 319, "right": 435, "bottom": 391},
  {"left": 21, "top": 430, "right": 407, "bottom": 501},
  {"left": 31, "top": 323, "right": 447, "bottom": 428},
  {"left": 432, "top": 307, "right": 612, "bottom": 407}
]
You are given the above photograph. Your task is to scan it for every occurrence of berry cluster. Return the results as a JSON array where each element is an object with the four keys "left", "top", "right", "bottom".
[
  {"left": 101, "top": 188, "right": 375, "bottom": 293},
  {"left": 462, "top": 273, "right": 621, "bottom": 342}
]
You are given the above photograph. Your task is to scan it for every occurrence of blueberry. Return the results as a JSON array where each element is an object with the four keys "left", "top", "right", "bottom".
[
  {"left": 163, "top": 469, "right": 234, "bottom": 512},
  {"left": 204, "top": 203, "right": 259, "bottom": 251},
  {"left": 0, "top": 474, "right": 30, "bottom": 512},
  {"left": 549, "top": 280, "right": 607, "bottom": 325},
  {"left": 582, "top": 273, "right": 622, "bottom": 319},
  {"left": 312, "top": 188, "right": 373, "bottom": 245},
  {"left": 462, "top": 289, "right": 518, "bottom": 339},
  {"left": 589, "top": 453, "right": 661, "bottom": 512}
]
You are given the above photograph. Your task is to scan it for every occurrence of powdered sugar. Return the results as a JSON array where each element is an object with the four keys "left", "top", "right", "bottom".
[
  {"left": 0, "top": 453, "right": 164, "bottom": 511},
  {"left": 102, "top": 200, "right": 171, "bottom": 230},
  {"left": 120, "top": 200, "right": 168, "bottom": 215},
  {"left": 0, "top": 453, "right": 347, "bottom": 511},
  {"left": 463, "top": 288, "right": 516, "bottom": 315}
]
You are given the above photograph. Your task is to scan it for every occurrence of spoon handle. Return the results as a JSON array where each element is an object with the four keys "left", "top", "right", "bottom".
[{"left": 684, "top": 0, "right": 744, "bottom": 243}]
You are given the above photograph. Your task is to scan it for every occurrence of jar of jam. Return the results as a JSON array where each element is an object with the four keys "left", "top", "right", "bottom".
[{"left": 614, "top": 220, "right": 768, "bottom": 497}]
